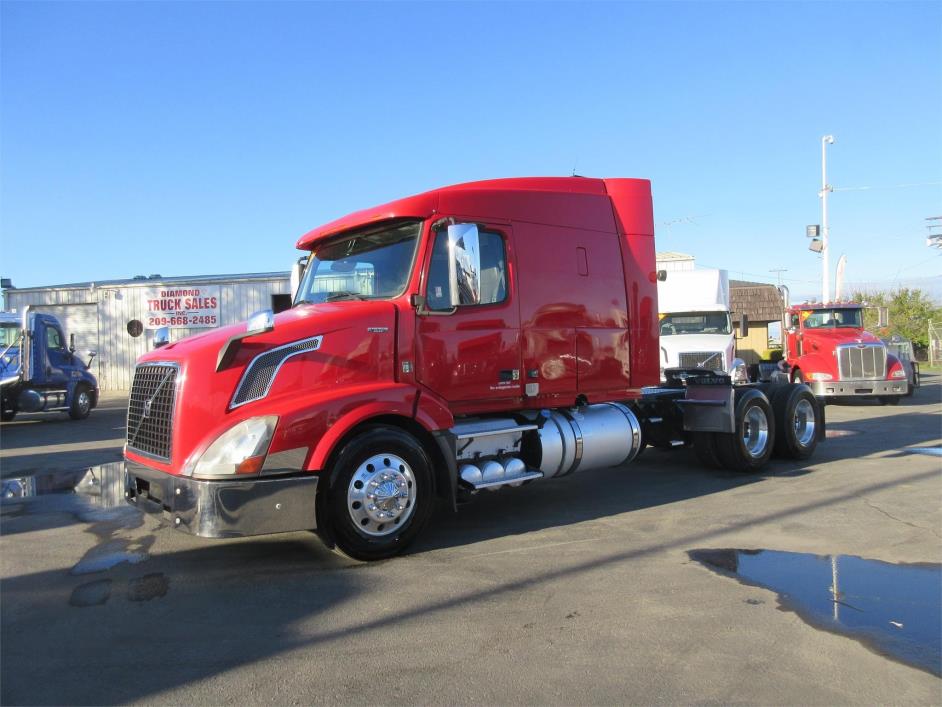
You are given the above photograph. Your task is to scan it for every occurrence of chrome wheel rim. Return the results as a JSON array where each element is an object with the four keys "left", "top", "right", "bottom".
[
  {"left": 347, "top": 453, "right": 416, "bottom": 537},
  {"left": 77, "top": 391, "right": 90, "bottom": 415},
  {"left": 793, "top": 398, "right": 816, "bottom": 446},
  {"left": 742, "top": 405, "right": 770, "bottom": 458}
]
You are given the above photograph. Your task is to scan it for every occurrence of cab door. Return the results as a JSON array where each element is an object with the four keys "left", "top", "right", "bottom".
[
  {"left": 42, "top": 320, "right": 70, "bottom": 387},
  {"left": 414, "top": 221, "right": 522, "bottom": 412}
]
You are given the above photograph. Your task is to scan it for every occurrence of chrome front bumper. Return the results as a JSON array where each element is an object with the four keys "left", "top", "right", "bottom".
[
  {"left": 125, "top": 461, "right": 318, "bottom": 538},
  {"left": 809, "top": 379, "right": 907, "bottom": 397}
]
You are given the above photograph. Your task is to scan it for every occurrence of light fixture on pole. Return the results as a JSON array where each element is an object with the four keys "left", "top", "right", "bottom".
[{"left": 820, "top": 135, "right": 835, "bottom": 303}]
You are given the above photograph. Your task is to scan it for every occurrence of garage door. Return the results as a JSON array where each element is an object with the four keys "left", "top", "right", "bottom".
[{"left": 32, "top": 304, "right": 101, "bottom": 380}]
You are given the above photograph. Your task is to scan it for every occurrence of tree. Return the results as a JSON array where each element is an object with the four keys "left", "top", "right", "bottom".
[{"left": 851, "top": 287, "right": 942, "bottom": 356}]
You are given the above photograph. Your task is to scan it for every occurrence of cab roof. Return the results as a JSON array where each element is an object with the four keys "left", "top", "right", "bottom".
[{"left": 295, "top": 177, "right": 648, "bottom": 250}]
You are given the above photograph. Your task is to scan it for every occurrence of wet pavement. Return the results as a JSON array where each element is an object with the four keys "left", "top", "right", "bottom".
[
  {"left": 689, "top": 548, "right": 941, "bottom": 677},
  {"left": 0, "top": 377, "right": 940, "bottom": 704}
]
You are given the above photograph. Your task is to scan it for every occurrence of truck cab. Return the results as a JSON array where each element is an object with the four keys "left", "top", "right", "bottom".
[
  {"left": 656, "top": 269, "right": 747, "bottom": 383},
  {"left": 783, "top": 302, "right": 908, "bottom": 403},
  {"left": 124, "top": 177, "right": 823, "bottom": 560},
  {"left": 0, "top": 310, "right": 99, "bottom": 421}
]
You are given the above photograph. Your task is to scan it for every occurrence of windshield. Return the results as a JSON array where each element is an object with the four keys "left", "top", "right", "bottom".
[
  {"left": 659, "top": 312, "right": 731, "bottom": 336},
  {"left": 294, "top": 221, "right": 421, "bottom": 305},
  {"left": 0, "top": 324, "right": 21, "bottom": 348},
  {"left": 802, "top": 308, "right": 862, "bottom": 329}
]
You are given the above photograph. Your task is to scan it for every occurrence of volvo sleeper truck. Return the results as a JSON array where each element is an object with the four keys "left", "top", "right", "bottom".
[
  {"left": 124, "top": 178, "right": 824, "bottom": 560},
  {"left": 780, "top": 287, "right": 909, "bottom": 404}
]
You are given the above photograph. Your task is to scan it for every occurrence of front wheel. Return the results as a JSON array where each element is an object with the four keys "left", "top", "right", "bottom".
[
  {"left": 326, "top": 425, "right": 434, "bottom": 561},
  {"left": 716, "top": 389, "right": 775, "bottom": 473},
  {"left": 69, "top": 385, "right": 92, "bottom": 420}
]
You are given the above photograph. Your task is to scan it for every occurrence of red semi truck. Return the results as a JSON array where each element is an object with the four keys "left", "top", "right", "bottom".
[
  {"left": 779, "top": 289, "right": 910, "bottom": 404},
  {"left": 125, "top": 178, "right": 824, "bottom": 560}
]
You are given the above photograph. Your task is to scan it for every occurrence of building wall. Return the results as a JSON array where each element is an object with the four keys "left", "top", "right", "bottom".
[
  {"left": 734, "top": 322, "right": 773, "bottom": 365},
  {"left": 6, "top": 276, "right": 290, "bottom": 391}
]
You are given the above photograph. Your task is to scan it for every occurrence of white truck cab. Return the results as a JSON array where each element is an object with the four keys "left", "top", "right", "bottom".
[{"left": 657, "top": 269, "right": 747, "bottom": 383}]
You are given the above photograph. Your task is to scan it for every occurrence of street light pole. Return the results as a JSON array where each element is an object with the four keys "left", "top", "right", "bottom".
[{"left": 820, "top": 135, "right": 835, "bottom": 303}]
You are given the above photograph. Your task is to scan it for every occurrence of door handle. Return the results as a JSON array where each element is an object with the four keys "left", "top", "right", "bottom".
[{"left": 46, "top": 366, "right": 52, "bottom": 377}]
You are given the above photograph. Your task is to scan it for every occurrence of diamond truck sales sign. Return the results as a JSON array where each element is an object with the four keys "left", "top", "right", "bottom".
[{"left": 143, "top": 286, "right": 221, "bottom": 329}]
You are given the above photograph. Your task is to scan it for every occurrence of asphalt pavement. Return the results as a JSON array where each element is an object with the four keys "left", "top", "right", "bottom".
[{"left": 1, "top": 379, "right": 940, "bottom": 705}]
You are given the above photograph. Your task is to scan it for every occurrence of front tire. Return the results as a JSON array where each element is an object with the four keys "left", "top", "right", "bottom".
[
  {"left": 69, "top": 385, "right": 92, "bottom": 420},
  {"left": 1, "top": 407, "right": 16, "bottom": 422},
  {"left": 326, "top": 425, "right": 434, "bottom": 561},
  {"left": 716, "top": 389, "right": 775, "bottom": 473}
]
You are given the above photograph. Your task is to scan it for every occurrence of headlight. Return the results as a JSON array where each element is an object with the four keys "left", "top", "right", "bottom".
[
  {"left": 809, "top": 372, "right": 833, "bottom": 381},
  {"left": 891, "top": 369, "right": 907, "bottom": 378},
  {"left": 187, "top": 416, "right": 278, "bottom": 478}
]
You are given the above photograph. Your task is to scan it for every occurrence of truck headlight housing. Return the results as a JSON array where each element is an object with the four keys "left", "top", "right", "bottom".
[
  {"left": 187, "top": 416, "right": 278, "bottom": 478},
  {"left": 809, "top": 372, "right": 833, "bottom": 381},
  {"left": 890, "top": 369, "right": 907, "bottom": 378}
]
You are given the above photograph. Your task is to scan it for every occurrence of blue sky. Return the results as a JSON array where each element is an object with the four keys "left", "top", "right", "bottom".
[{"left": 2, "top": 1, "right": 940, "bottom": 300}]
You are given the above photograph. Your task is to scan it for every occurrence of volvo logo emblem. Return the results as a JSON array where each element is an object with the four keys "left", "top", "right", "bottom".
[{"left": 143, "top": 399, "right": 153, "bottom": 418}]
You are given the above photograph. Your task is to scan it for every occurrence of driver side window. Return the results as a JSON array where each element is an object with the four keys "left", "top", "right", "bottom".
[
  {"left": 46, "top": 325, "right": 64, "bottom": 351},
  {"left": 426, "top": 227, "right": 507, "bottom": 310}
]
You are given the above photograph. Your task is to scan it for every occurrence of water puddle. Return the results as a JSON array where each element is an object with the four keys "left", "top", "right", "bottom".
[
  {"left": 690, "top": 548, "right": 941, "bottom": 676},
  {"left": 128, "top": 573, "right": 169, "bottom": 601},
  {"left": 2, "top": 463, "right": 158, "bottom": 593},
  {"left": 906, "top": 447, "right": 942, "bottom": 457},
  {"left": 70, "top": 579, "right": 113, "bottom": 607}
]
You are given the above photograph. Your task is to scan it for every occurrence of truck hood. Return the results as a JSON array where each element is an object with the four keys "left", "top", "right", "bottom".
[
  {"left": 133, "top": 301, "right": 398, "bottom": 469},
  {"left": 0, "top": 346, "right": 21, "bottom": 384},
  {"left": 801, "top": 328, "right": 881, "bottom": 346}
]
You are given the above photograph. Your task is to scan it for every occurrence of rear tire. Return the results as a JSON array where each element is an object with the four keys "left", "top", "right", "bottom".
[
  {"left": 716, "top": 389, "right": 775, "bottom": 473},
  {"left": 693, "top": 432, "right": 723, "bottom": 469},
  {"left": 771, "top": 384, "right": 820, "bottom": 460},
  {"left": 325, "top": 425, "right": 434, "bottom": 561},
  {"left": 1, "top": 408, "right": 16, "bottom": 422},
  {"left": 879, "top": 396, "right": 901, "bottom": 406}
]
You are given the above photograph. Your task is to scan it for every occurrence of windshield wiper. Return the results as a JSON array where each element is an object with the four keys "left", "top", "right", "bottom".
[{"left": 325, "top": 291, "right": 368, "bottom": 302}]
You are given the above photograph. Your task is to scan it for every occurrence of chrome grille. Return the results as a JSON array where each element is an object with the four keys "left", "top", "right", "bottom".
[
  {"left": 837, "top": 344, "right": 886, "bottom": 380},
  {"left": 127, "top": 364, "right": 178, "bottom": 461},
  {"left": 230, "top": 336, "right": 322, "bottom": 408},
  {"left": 679, "top": 351, "right": 724, "bottom": 370}
]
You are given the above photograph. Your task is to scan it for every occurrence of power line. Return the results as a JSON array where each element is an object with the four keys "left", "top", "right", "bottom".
[{"left": 832, "top": 181, "right": 942, "bottom": 192}]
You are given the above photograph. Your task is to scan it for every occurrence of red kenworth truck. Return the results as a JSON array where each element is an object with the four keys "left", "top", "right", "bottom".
[
  {"left": 779, "top": 289, "right": 910, "bottom": 404},
  {"left": 125, "top": 178, "right": 824, "bottom": 560}
]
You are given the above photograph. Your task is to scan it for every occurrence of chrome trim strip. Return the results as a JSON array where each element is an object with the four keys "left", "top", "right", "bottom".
[
  {"left": 560, "top": 410, "right": 584, "bottom": 476},
  {"left": 229, "top": 335, "right": 323, "bottom": 409}
]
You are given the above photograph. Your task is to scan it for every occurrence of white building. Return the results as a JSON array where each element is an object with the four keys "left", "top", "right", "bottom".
[
  {"left": 3, "top": 272, "right": 290, "bottom": 391},
  {"left": 655, "top": 252, "right": 695, "bottom": 272}
]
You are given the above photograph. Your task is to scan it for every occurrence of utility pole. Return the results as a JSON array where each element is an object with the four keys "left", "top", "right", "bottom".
[
  {"left": 769, "top": 268, "right": 787, "bottom": 287},
  {"left": 820, "top": 135, "right": 835, "bottom": 304}
]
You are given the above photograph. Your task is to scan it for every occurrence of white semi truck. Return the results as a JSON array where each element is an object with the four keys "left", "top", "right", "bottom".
[{"left": 656, "top": 269, "right": 748, "bottom": 383}]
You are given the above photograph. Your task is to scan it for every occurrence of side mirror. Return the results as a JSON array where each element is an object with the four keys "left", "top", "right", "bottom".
[
  {"left": 247, "top": 309, "right": 275, "bottom": 336},
  {"left": 739, "top": 314, "right": 749, "bottom": 337},
  {"left": 85, "top": 351, "right": 97, "bottom": 368},
  {"left": 154, "top": 327, "right": 170, "bottom": 349},
  {"left": 69, "top": 333, "right": 76, "bottom": 353},
  {"left": 290, "top": 256, "right": 309, "bottom": 302},
  {"left": 447, "top": 224, "right": 482, "bottom": 307},
  {"left": 656, "top": 270, "right": 668, "bottom": 282},
  {"left": 877, "top": 307, "right": 889, "bottom": 328}
]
